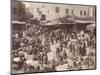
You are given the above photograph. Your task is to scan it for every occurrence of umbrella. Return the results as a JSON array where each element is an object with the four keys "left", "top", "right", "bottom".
[
  {"left": 55, "top": 29, "right": 62, "bottom": 32},
  {"left": 25, "top": 59, "right": 40, "bottom": 67},
  {"left": 86, "top": 24, "right": 95, "bottom": 31},
  {"left": 13, "top": 57, "right": 20, "bottom": 62}
]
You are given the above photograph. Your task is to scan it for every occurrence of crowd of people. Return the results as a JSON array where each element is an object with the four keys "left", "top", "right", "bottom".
[{"left": 12, "top": 17, "right": 96, "bottom": 73}]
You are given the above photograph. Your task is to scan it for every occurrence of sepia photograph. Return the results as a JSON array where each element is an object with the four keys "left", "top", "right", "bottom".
[{"left": 11, "top": 0, "right": 96, "bottom": 74}]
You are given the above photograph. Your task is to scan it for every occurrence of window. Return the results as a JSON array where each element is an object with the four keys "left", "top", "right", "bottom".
[
  {"left": 18, "top": 6, "right": 25, "bottom": 16},
  {"left": 84, "top": 11, "right": 86, "bottom": 16},
  {"left": 66, "top": 8, "right": 69, "bottom": 14},
  {"left": 13, "top": 7, "right": 17, "bottom": 14},
  {"left": 37, "top": 8, "right": 39, "bottom": 12},
  {"left": 80, "top": 10, "right": 82, "bottom": 16},
  {"left": 48, "top": 10, "right": 49, "bottom": 14},
  {"left": 72, "top": 9, "right": 74, "bottom": 15},
  {"left": 55, "top": 7, "right": 59, "bottom": 13}
]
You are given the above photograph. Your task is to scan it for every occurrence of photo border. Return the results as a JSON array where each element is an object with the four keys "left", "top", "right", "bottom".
[{"left": 10, "top": 0, "right": 97, "bottom": 75}]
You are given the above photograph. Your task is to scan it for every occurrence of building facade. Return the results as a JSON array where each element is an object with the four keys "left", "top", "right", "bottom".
[
  {"left": 23, "top": 2, "right": 95, "bottom": 21},
  {"left": 12, "top": 0, "right": 26, "bottom": 21}
]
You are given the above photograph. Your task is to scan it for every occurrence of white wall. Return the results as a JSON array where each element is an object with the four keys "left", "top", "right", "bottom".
[{"left": 0, "top": 0, "right": 99, "bottom": 75}]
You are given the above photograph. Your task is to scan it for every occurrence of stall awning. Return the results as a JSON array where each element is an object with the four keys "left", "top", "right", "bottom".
[
  {"left": 75, "top": 20, "right": 95, "bottom": 24},
  {"left": 12, "top": 21, "right": 26, "bottom": 24},
  {"left": 40, "top": 20, "right": 76, "bottom": 26}
]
